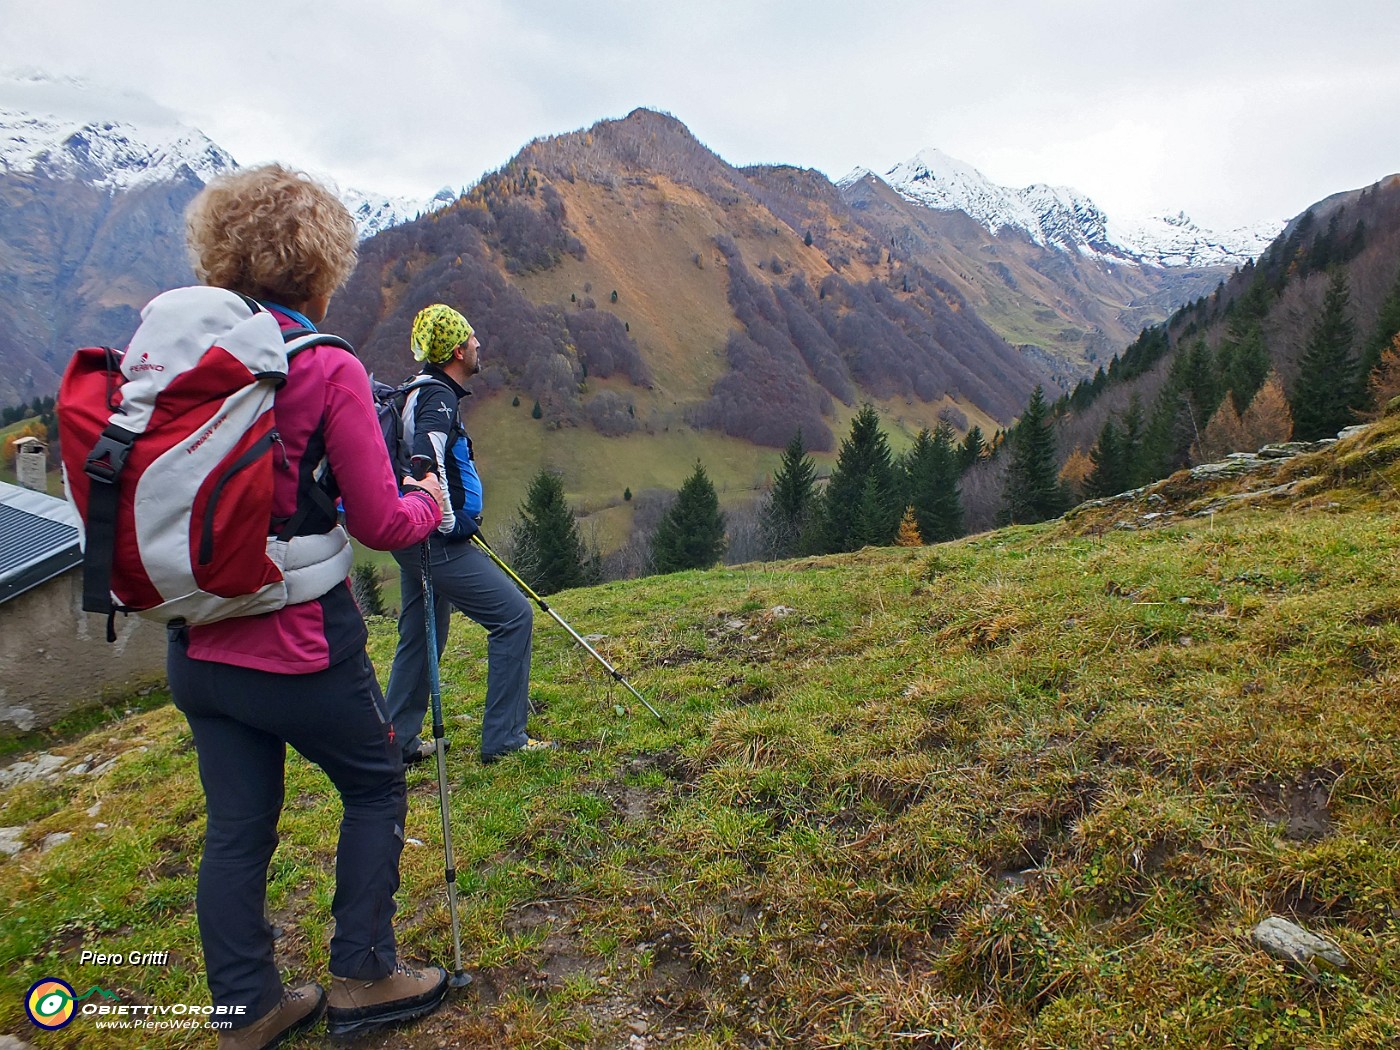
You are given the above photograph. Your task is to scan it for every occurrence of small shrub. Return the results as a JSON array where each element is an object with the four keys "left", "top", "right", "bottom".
[{"left": 350, "top": 563, "right": 385, "bottom": 617}]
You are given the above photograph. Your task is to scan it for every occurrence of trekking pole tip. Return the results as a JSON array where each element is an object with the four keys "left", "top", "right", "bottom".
[{"left": 449, "top": 970, "right": 473, "bottom": 989}]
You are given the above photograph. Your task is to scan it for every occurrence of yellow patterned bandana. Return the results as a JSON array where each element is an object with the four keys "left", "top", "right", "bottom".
[{"left": 410, "top": 304, "right": 475, "bottom": 364}]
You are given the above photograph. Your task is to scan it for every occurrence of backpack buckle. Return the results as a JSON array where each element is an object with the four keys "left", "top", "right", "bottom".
[{"left": 84, "top": 427, "right": 136, "bottom": 484}]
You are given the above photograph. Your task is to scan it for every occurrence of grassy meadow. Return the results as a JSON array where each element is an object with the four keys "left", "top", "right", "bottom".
[{"left": 2, "top": 419, "right": 1399, "bottom": 1048}]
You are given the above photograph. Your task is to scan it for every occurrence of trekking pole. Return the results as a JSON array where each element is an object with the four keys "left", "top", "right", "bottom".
[
  {"left": 469, "top": 534, "right": 667, "bottom": 725},
  {"left": 410, "top": 457, "right": 471, "bottom": 990}
]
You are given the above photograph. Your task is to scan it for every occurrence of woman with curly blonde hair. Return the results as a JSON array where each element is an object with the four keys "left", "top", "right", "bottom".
[{"left": 172, "top": 164, "right": 454, "bottom": 1049}]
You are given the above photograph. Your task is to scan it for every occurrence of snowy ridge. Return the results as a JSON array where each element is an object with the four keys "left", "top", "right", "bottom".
[
  {"left": 876, "top": 148, "right": 1282, "bottom": 269},
  {"left": 0, "top": 106, "right": 451, "bottom": 240},
  {"left": 0, "top": 106, "right": 234, "bottom": 189},
  {"left": 341, "top": 185, "right": 458, "bottom": 240},
  {"left": 836, "top": 166, "right": 876, "bottom": 189}
]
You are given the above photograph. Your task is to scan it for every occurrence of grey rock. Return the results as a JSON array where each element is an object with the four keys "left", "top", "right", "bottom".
[
  {"left": 1252, "top": 916, "right": 1348, "bottom": 973},
  {"left": 1336, "top": 426, "right": 1369, "bottom": 441},
  {"left": 0, "top": 1035, "right": 34, "bottom": 1049},
  {"left": 88, "top": 757, "right": 120, "bottom": 777},
  {"left": 40, "top": 832, "right": 73, "bottom": 852},
  {"left": 0, "top": 827, "right": 24, "bottom": 856},
  {"left": 1190, "top": 458, "right": 1264, "bottom": 480},
  {"left": 1, "top": 706, "right": 39, "bottom": 732},
  {"left": 0, "top": 752, "right": 67, "bottom": 789}
]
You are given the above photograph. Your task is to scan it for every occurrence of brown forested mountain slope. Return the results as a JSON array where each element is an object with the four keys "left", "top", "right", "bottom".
[{"left": 329, "top": 108, "right": 1052, "bottom": 456}]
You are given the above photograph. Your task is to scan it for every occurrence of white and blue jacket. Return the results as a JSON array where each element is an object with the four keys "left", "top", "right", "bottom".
[{"left": 402, "top": 364, "right": 483, "bottom": 540}]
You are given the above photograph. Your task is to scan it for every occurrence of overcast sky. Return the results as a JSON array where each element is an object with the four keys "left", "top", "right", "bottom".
[{"left": 1, "top": 0, "right": 1396, "bottom": 231}]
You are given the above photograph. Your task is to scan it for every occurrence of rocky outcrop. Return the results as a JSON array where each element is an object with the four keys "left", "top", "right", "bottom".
[{"left": 1065, "top": 427, "right": 1367, "bottom": 532}]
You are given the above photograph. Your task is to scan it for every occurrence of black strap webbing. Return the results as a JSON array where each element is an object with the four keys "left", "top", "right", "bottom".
[{"left": 80, "top": 425, "right": 137, "bottom": 620}]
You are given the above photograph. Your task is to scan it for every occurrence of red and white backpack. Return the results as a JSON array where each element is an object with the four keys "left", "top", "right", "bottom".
[{"left": 58, "top": 286, "right": 356, "bottom": 638}]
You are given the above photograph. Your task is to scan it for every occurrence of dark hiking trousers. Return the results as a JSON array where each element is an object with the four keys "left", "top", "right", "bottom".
[
  {"left": 385, "top": 536, "right": 533, "bottom": 761},
  {"left": 168, "top": 633, "right": 406, "bottom": 1028}
]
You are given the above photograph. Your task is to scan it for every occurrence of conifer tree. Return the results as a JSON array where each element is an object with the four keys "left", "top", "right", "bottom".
[
  {"left": 1140, "top": 342, "right": 1218, "bottom": 479},
  {"left": 904, "top": 424, "right": 963, "bottom": 542},
  {"left": 814, "top": 405, "right": 899, "bottom": 552},
  {"left": 761, "top": 429, "right": 818, "bottom": 559},
  {"left": 1357, "top": 264, "right": 1400, "bottom": 400},
  {"left": 350, "top": 563, "right": 386, "bottom": 617},
  {"left": 852, "top": 475, "right": 895, "bottom": 549},
  {"left": 1059, "top": 447, "right": 1095, "bottom": 500},
  {"left": 1217, "top": 306, "right": 1271, "bottom": 414},
  {"left": 1240, "top": 371, "right": 1294, "bottom": 446},
  {"left": 510, "top": 469, "right": 597, "bottom": 595},
  {"left": 1001, "top": 386, "right": 1069, "bottom": 525},
  {"left": 651, "top": 462, "right": 727, "bottom": 573},
  {"left": 1291, "top": 268, "right": 1358, "bottom": 440},
  {"left": 1120, "top": 394, "right": 1146, "bottom": 488},
  {"left": 895, "top": 506, "right": 922, "bottom": 546},
  {"left": 1364, "top": 336, "right": 1400, "bottom": 418},
  {"left": 1193, "top": 397, "right": 1248, "bottom": 463},
  {"left": 1182, "top": 338, "right": 1222, "bottom": 424},
  {"left": 959, "top": 425, "right": 986, "bottom": 471},
  {"left": 1085, "top": 416, "right": 1128, "bottom": 498}
]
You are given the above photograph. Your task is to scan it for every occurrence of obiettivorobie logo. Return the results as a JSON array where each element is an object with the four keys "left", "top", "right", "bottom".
[
  {"left": 24, "top": 979, "right": 119, "bottom": 1030},
  {"left": 23, "top": 976, "right": 248, "bottom": 1033}
]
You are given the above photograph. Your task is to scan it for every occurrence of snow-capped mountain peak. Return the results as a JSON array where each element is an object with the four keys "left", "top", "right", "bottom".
[
  {"left": 0, "top": 105, "right": 451, "bottom": 240},
  {"left": 881, "top": 147, "right": 1282, "bottom": 268},
  {"left": 836, "top": 165, "right": 876, "bottom": 189},
  {"left": 885, "top": 148, "right": 1054, "bottom": 239},
  {"left": 340, "top": 185, "right": 458, "bottom": 240},
  {"left": 0, "top": 106, "right": 234, "bottom": 190}
]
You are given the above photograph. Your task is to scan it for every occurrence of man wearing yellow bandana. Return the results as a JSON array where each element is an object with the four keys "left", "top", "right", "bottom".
[{"left": 385, "top": 304, "right": 554, "bottom": 766}]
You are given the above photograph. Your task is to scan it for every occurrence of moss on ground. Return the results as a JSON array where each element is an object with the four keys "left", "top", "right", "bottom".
[{"left": 3, "top": 419, "right": 1399, "bottom": 1047}]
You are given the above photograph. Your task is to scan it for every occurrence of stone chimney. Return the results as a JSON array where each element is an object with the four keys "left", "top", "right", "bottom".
[{"left": 13, "top": 436, "right": 48, "bottom": 492}]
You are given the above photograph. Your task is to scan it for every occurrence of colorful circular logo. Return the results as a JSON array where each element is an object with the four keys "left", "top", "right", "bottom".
[{"left": 25, "top": 978, "right": 77, "bottom": 1030}]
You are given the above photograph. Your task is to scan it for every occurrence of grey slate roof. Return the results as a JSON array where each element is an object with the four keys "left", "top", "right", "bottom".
[{"left": 0, "top": 480, "right": 82, "bottom": 605}]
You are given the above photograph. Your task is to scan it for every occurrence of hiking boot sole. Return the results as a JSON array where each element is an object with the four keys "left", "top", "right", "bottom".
[{"left": 325, "top": 978, "right": 449, "bottom": 1038}]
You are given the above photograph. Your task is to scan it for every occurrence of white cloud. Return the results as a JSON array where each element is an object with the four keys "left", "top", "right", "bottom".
[{"left": 0, "top": 0, "right": 1396, "bottom": 227}]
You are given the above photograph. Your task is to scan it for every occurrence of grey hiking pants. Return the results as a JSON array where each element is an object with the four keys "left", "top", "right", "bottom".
[{"left": 385, "top": 536, "right": 533, "bottom": 760}]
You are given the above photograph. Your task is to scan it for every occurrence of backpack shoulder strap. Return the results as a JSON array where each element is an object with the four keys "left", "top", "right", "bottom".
[
  {"left": 283, "top": 330, "right": 356, "bottom": 359},
  {"left": 398, "top": 375, "right": 453, "bottom": 398},
  {"left": 270, "top": 329, "right": 356, "bottom": 542}
]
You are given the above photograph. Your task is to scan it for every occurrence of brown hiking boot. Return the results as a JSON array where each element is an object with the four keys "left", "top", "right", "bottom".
[
  {"left": 217, "top": 982, "right": 325, "bottom": 1050},
  {"left": 326, "top": 962, "right": 449, "bottom": 1037}
]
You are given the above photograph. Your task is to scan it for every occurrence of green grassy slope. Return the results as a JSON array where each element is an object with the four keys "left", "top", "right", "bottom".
[{"left": 2, "top": 417, "right": 1399, "bottom": 1047}]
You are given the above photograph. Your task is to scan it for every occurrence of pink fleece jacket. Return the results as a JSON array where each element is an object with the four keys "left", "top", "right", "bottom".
[{"left": 185, "top": 314, "right": 440, "bottom": 673}]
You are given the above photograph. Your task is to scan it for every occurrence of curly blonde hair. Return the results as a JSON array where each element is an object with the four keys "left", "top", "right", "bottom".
[{"left": 185, "top": 164, "right": 357, "bottom": 305}]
